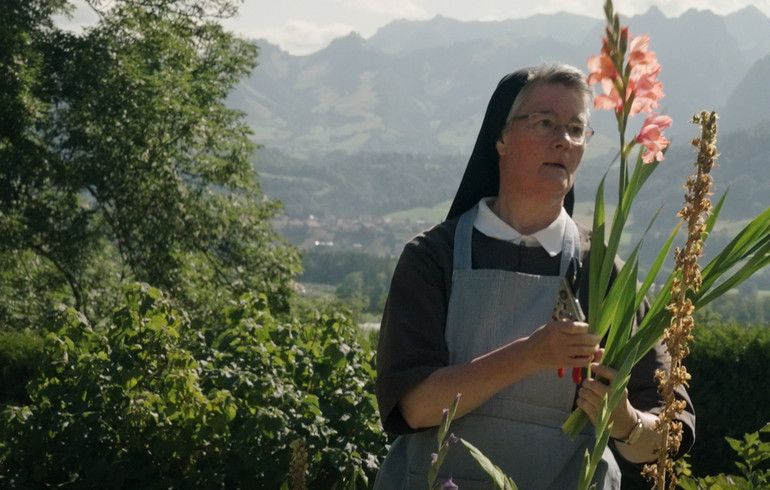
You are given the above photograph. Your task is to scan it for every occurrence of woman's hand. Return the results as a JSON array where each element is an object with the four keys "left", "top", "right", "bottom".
[
  {"left": 525, "top": 320, "right": 601, "bottom": 371},
  {"left": 576, "top": 361, "right": 639, "bottom": 440},
  {"left": 577, "top": 360, "right": 662, "bottom": 463},
  {"left": 400, "top": 320, "right": 600, "bottom": 430}
]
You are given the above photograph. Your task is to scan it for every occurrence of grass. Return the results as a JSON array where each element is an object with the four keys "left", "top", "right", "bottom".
[{"left": 384, "top": 200, "right": 451, "bottom": 222}]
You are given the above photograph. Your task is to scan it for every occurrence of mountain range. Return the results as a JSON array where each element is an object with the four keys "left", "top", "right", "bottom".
[
  {"left": 238, "top": 6, "right": 770, "bottom": 291},
  {"left": 235, "top": 6, "right": 770, "bottom": 158}
]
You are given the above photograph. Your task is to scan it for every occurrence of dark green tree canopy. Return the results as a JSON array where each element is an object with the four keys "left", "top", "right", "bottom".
[{"left": 0, "top": 0, "right": 300, "bottom": 327}]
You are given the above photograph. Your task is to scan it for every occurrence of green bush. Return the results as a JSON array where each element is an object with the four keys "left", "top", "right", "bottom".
[
  {"left": 0, "top": 284, "right": 386, "bottom": 488},
  {"left": 0, "top": 329, "right": 44, "bottom": 405},
  {"left": 679, "top": 423, "right": 770, "bottom": 489},
  {"left": 205, "top": 292, "right": 388, "bottom": 488},
  {"left": 581, "top": 320, "right": 770, "bottom": 489},
  {"left": 687, "top": 322, "right": 770, "bottom": 476},
  {"left": 0, "top": 285, "right": 230, "bottom": 487}
]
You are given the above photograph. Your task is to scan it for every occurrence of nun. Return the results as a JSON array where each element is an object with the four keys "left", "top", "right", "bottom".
[{"left": 373, "top": 63, "right": 695, "bottom": 489}]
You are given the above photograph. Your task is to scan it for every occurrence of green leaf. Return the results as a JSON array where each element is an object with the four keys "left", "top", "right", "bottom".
[
  {"left": 588, "top": 175, "right": 608, "bottom": 331},
  {"left": 696, "top": 237, "right": 770, "bottom": 307},
  {"left": 699, "top": 206, "right": 770, "bottom": 291},
  {"left": 603, "top": 259, "right": 639, "bottom": 361},
  {"left": 636, "top": 223, "right": 680, "bottom": 306},
  {"left": 703, "top": 189, "right": 729, "bottom": 235},
  {"left": 577, "top": 343, "right": 637, "bottom": 490},
  {"left": 460, "top": 439, "right": 518, "bottom": 490}
]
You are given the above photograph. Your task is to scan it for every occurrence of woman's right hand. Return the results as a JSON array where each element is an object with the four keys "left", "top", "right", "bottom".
[
  {"left": 400, "top": 320, "right": 601, "bottom": 430},
  {"left": 525, "top": 320, "right": 601, "bottom": 372}
]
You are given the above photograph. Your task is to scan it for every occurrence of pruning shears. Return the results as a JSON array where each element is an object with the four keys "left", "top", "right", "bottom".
[{"left": 552, "top": 259, "right": 585, "bottom": 384}]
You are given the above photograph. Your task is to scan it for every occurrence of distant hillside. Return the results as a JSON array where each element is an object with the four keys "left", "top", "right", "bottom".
[
  {"left": 237, "top": 6, "right": 770, "bottom": 157},
  {"left": 721, "top": 54, "right": 770, "bottom": 130},
  {"left": 245, "top": 6, "right": 770, "bottom": 228},
  {"left": 245, "top": 7, "right": 770, "bottom": 290},
  {"left": 724, "top": 5, "right": 770, "bottom": 63},
  {"left": 255, "top": 148, "right": 466, "bottom": 220},
  {"left": 255, "top": 122, "right": 770, "bottom": 290},
  {"left": 256, "top": 120, "right": 770, "bottom": 224}
]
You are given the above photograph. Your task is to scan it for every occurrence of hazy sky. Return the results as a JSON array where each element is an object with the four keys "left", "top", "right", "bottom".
[{"left": 60, "top": 0, "right": 770, "bottom": 55}]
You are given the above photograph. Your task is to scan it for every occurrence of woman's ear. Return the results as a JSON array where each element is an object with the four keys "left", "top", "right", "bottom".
[{"left": 496, "top": 137, "right": 505, "bottom": 156}]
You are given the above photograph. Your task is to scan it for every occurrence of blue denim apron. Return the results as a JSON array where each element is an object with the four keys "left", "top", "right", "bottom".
[{"left": 374, "top": 205, "right": 621, "bottom": 489}]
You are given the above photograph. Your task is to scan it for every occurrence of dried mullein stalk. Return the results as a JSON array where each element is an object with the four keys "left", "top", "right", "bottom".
[
  {"left": 644, "top": 111, "right": 718, "bottom": 489},
  {"left": 289, "top": 438, "right": 308, "bottom": 490}
]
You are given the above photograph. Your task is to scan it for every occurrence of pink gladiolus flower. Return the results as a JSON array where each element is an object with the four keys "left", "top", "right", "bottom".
[
  {"left": 587, "top": 29, "right": 626, "bottom": 83},
  {"left": 587, "top": 44, "right": 618, "bottom": 84},
  {"left": 633, "top": 66, "right": 663, "bottom": 95},
  {"left": 637, "top": 114, "right": 673, "bottom": 163},
  {"left": 629, "top": 70, "right": 664, "bottom": 116},
  {"left": 587, "top": 30, "right": 665, "bottom": 116},
  {"left": 594, "top": 79, "right": 624, "bottom": 112},
  {"left": 628, "top": 34, "right": 657, "bottom": 68}
]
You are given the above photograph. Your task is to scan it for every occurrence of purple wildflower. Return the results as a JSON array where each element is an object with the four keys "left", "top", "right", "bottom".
[{"left": 442, "top": 475, "right": 459, "bottom": 489}]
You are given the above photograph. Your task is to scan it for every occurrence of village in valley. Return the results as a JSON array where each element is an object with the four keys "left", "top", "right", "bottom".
[{"left": 272, "top": 214, "right": 432, "bottom": 257}]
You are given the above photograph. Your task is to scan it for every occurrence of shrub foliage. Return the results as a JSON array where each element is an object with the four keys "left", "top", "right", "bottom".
[
  {"left": 686, "top": 322, "right": 770, "bottom": 477},
  {"left": 0, "top": 284, "right": 386, "bottom": 488}
]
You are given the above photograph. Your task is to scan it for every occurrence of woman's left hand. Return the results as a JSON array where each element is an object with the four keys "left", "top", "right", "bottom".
[{"left": 576, "top": 359, "right": 639, "bottom": 440}]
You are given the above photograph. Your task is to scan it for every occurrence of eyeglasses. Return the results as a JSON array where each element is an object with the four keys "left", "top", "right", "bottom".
[{"left": 509, "top": 113, "right": 594, "bottom": 145}]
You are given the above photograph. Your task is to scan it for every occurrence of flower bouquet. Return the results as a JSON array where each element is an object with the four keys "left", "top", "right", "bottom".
[{"left": 563, "top": 1, "right": 770, "bottom": 488}]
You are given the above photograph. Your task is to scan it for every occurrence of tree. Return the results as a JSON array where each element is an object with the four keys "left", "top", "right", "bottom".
[
  {"left": 0, "top": 0, "right": 76, "bottom": 327},
  {"left": 0, "top": 0, "right": 300, "bottom": 328}
]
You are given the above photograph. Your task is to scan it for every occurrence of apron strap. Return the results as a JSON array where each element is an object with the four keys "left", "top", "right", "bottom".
[
  {"left": 453, "top": 205, "right": 477, "bottom": 271},
  {"left": 560, "top": 216, "right": 581, "bottom": 277}
]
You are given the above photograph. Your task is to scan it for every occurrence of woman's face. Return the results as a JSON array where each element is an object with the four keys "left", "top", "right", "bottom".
[{"left": 495, "top": 82, "right": 588, "bottom": 205}]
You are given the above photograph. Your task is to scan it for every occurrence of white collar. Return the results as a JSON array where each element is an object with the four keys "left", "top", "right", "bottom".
[{"left": 473, "top": 197, "right": 567, "bottom": 257}]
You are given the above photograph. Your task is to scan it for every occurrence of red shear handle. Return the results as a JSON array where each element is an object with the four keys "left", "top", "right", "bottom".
[{"left": 557, "top": 366, "right": 582, "bottom": 384}]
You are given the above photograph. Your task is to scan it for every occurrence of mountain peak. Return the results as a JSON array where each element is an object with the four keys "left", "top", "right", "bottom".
[
  {"left": 315, "top": 31, "right": 376, "bottom": 60},
  {"left": 728, "top": 4, "right": 767, "bottom": 19},
  {"left": 637, "top": 5, "right": 668, "bottom": 20},
  {"left": 328, "top": 31, "right": 367, "bottom": 49}
]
